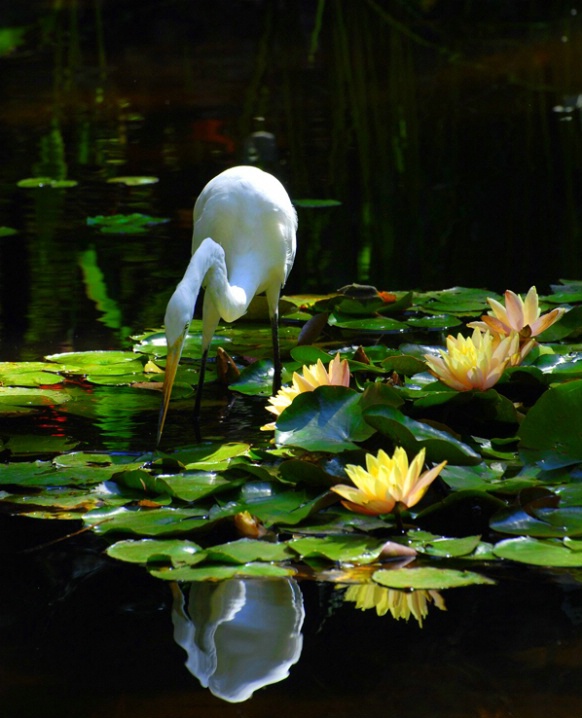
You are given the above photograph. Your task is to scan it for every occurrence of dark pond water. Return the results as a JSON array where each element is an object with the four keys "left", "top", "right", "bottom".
[
  {"left": 3, "top": 2, "right": 582, "bottom": 715},
  {"left": 3, "top": 514, "right": 582, "bottom": 718}
]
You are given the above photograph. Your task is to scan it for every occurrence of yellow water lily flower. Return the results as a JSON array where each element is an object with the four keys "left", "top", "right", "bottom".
[
  {"left": 468, "top": 286, "right": 566, "bottom": 339},
  {"left": 331, "top": 446, "right": 447, "bottom": 515},
  {"left": 343, "top": 583, "right": 446, "bottom": 627},
  {"left": 424, "top": 328, "right": 520, "bottom": 391},
  {"left": 262, "top": 352, "right": 350, "bottom": 430}
]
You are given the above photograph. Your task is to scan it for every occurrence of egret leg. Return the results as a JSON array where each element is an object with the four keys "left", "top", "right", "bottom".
[
  {"left": 271, "top": 306, "right": 282, "bottom": 394},
  {"left": 193, "top": 348, "right": 208, "bottom": 442}
]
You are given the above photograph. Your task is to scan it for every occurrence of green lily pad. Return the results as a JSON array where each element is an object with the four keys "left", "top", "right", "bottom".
[
  {"left": 0, "top": 387, "right": 70, "bottom": 408},
  {"left": 405, "top": 314, "right": 463, "bottom": 330},
  {"left": 149, "top": 562, "right": 294, "bottom": 581},
  {"left": 518, "top": 380, "right": 582, "bottom": 468},
  {"left": 0, "top": 226, "right": 18, "bottom": 237},
  {"left": 46, "top": 350, "right": 142, "bottom": 372},
  {"left": 275, "top": 386, "right": 375, "bottom": 452},
  {"left": 145, "top": 471, "right": 240, "bottom": 502},
  {"left": 490, "top": 505, "right": 582, "bottom": 538},
  {"left": 0, "top": 362, "right": 64, "bottom": 387},
  {"left": 363, "top": 405, "right": 481, "bottom": 465},
  {"left": 372, "top": 566, "right": 495, "bottom": 589},
  {"left": 440, "top": 463, "right": 537, "bottom": 495},
  {"left": 493, "top": 537, "right": 582, "bottom": 566},
  {"left": 416, "top": 287, "right": 497, "bottom": 315},
  {"left": 205, "top": 538, "right": 294, "bottom": 564},
  {"left": 328, "top": 314, "right": 409, "bottom": 332},
  {"left": 411, "top": 534, "right": 483, "bottom": 558},
  {"left": 210, "top": 487, "right": 334, "bottom": 528},
  {"left": 106, "top": 538, "right": 206, "bottom": 566},
  {"left": 288, "top": 535, "right": 385, "bottom": 564},
  {"left": 380, "top": 353, "right": 431, "bottom": 376},
  {"left": 84, "top": 506, "right": 209, "bottom": 536}
]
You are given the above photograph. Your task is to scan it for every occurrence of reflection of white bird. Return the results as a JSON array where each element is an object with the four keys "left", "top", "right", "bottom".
[
  {"left": 157, "top": 166, "right": 297, "bottom": 445},
  {"left": 171, "top": 578, "right": 305, "bottom": 702}
]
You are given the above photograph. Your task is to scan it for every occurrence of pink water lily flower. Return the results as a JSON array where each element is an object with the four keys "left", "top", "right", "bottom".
[{"left": 468, "top": 286, "right": 566, "bottom": 339}]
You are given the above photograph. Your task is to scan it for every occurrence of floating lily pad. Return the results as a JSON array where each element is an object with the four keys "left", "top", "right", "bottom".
[
  {"left": 205, "top": 538, "right": 294, "bottom": 564},
  {"left": 372, "top": 566, "right": 494, "bottom": 590},
  {"left": 493, "top": 536, "right": 582, "bottom": 566},
  {"left": 288, "top": 535, "right": 385, "bottom": 564},
  {"left": 117, "top": 470, "right": 240, "bottom": 502},
  {"left": 275, "top": 386, "right": 375, "bottom": 452},
  {"left": 363, "top": 405, "right": 481, "bottom": 465},
  {"left": 106, "top": 538, "right": 206, "bottom": 566},
  {"left": 0, "top": 362, "right": 64, "bottom": 386},
  {"left": 518, "top": 380, "right": 582, "bottom": 468},
  {"left": 328, "top": 314, "right": 409, "bottom": 332},
  {"left": 84, "top": 506, "right": 209, "bottom": 536},
  {"left": 416, "top": 287, "right": 497, "bottom": 315},
  {"left": 0, "top": 387, "right": 70, "bottom": 408},
  {"left": 149, "top": 562, "right": 294, "bottom": 581},
  {"left": 406, "top": 314, "right": 463, "bottom": 330},
  {"left": 490, "top": 505, "right": 582, "bottom": 538},
  {"left": 411, "top": 534, "right": 483, "bottom": 558}
]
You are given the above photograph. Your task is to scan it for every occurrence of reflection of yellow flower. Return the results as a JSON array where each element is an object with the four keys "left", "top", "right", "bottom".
[
  {"left": 262, "top": 353, "right": 350, "bottom": 430},
  {"left": 331, "top": 446, "right": 447, "bottom": 515},
  {"left": 468, "top": 286, "right": 566, "bottom": 339},
  {"left": 344, "top": 583, "right": 446, "bottom": 627},
  {"left": 424, "top": 328, "right": 520, "bottom": 391}
]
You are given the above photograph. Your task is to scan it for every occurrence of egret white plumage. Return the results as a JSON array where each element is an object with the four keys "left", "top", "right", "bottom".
[{"left": 156, "top": 166, "right": 297, "bottom": 445}]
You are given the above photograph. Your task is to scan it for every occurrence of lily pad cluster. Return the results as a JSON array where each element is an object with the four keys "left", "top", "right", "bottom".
[{"left": 2, "top": 282, "right": 582, "bottom": 591}]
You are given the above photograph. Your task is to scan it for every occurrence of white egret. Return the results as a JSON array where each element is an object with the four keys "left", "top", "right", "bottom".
[{"left": 156, "top": 165, "right": 297, "bottom": 445}]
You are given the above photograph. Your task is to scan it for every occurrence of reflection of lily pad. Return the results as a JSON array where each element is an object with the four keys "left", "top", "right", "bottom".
[
  {"left": 106, "top": 176, "right": 159, "bottom": 186},
  {"left": 86, "top": 213, "right": 170, "bottom": 234},
  {"left": 293, "top": 199, "right": 341, "bottom": 208},
  {"left": 17, "top": 177, "right": 78, "bottom": 189}
]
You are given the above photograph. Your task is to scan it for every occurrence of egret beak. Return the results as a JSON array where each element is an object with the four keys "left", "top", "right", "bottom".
[{"left": 156, "top": 332, "right": 186, "bottom": 446}]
